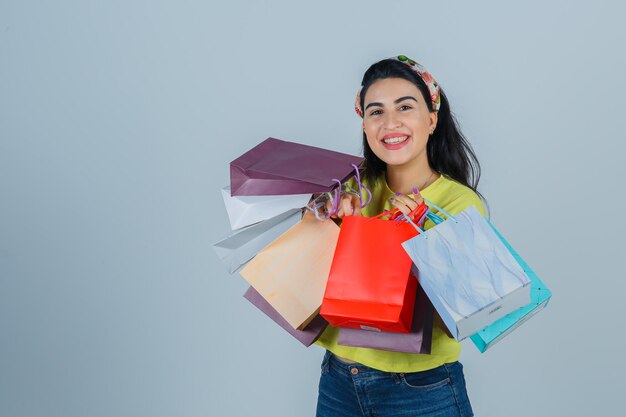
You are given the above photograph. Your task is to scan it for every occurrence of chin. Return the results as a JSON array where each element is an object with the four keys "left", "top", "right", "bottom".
[
  {"left": 382, "top": 157, "right": 415, "bottom": 168},
  {"left": 373, "top": 149, "right": 418, "bottom": 167}
]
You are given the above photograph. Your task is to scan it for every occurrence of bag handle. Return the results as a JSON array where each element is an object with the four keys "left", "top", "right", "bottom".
[
  {"left": 402, "top": 198, "right": 458, "bottom": 238},
  {"left": 326, "top": 179, "right": 343, "bottom": 217},
  {"left": 422, "top": 197, "right": 458, "bottom": 223},
  {"left": 340, "top": 164, "right": 372, "bottom": 208},
  {"left": 399, "top": 213, "right": 426, "bottom": 235},
  {"left": 393, "top": 203, "right": 429, "bottom": 224},
  {"left": 325, "top": 164, "right": 374, "bottom": 218},
  {"left": 426, "top": 211, "right": 445, "bottom": 225},
  {"left": 370, "top": 208, "right": 400, "bottom": 220},
  {"left": 370, "top": 203, "right": 429, "bottom": 228},
  {"left": 305, "top": 165, "right": 373, "bottom": 221}
]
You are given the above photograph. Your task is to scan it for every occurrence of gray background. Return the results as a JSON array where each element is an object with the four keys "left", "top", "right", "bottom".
[{"left": 1, "top": 1, "right": 624, "bottom": 416}]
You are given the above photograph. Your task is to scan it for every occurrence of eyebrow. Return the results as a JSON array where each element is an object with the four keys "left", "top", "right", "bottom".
[{"left": 364, "top": 96, "right": 418, "bottom": 111}]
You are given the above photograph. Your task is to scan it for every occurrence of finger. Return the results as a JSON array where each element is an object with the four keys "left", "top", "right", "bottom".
[
  {"left": 335, "top": 194, "right": 361, "bottom": 218},
  {"left": 342, "top": 197, "right": 353, "bottom": 216},
  {"left": 411, "top": 187, "right": 425, "bottom": 205},
  {"left": 326, "top": 198, "right": 335, "bottom": 218},
  {"left": 351, "top": 193, "right": 362, "bottom": 216},
  {"left": 390, "top": 195, "right": 413, "bottom": 214},
  {"left": 390, "top": 198, "right": 411, "bottom": 216},
  {"left": 334, "top": 195, "right": 346, "bottom": 217},
  {"left": 344, "top": 193, "right": 363, "bottom": 216},
  {"left": 393, "top": 193, "right": 418, "bottom": 211},
  {"left": 338, "top": 194, "right": 356, "bottom": 217}
]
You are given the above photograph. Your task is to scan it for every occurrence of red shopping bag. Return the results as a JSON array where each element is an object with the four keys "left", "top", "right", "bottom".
[
  {"left": 337, "top": 275, "right": 434, "bottom": 353},
  {"left": 320, "top": 205, "right": 427, "bottom": 333}
]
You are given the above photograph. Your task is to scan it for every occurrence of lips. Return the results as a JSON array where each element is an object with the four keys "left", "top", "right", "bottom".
[
  {"left": 381, "top": 135, "right": 411, "bottom": 150},
  {"left": 382, "top": 135, "right": 408, "bottom": 145}
]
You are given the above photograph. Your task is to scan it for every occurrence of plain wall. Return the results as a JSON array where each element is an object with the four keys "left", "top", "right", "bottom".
[{"left": 1, "top": 1, "right": 625, "bottom": 416}]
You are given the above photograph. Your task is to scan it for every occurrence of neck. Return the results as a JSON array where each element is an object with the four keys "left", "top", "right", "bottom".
[{"left": 386, "top": 157, "right": 438, "bottom": 195}]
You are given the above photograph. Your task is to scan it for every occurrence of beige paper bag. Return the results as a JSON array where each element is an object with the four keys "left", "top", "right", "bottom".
[{"left": 240, "top": 213, "right": 340, "bottom": 330}]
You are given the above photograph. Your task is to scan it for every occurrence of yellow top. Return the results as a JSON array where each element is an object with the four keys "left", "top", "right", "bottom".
[{"left": 314, "top": 173, "right": 486, "bottom": 372}]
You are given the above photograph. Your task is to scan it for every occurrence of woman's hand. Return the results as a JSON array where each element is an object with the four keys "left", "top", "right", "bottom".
[
  {"left": 390, "top": 188, "right": 425, "bottom": 217},
  {"left": 327, "top": 192, "right": 362, "bottom": 218}
]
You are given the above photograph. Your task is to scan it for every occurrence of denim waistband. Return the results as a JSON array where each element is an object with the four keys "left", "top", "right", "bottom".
[
  {"left": 326, "top": 351, "right": 385, "bottom": 373},
  {"left": 323, "top": 350, "right": 459, "bottom": 377}
]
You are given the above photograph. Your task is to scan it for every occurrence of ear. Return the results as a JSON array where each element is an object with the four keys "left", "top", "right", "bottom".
[{"left": 429, "top": 112, "right": 438, "bottom": 132}]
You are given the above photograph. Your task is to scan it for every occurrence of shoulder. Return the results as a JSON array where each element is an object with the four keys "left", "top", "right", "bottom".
[{"left": 424, "top": 174, "right": 486, "bottom": 217}]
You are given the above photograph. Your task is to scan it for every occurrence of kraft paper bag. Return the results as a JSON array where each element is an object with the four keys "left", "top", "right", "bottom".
[
  {"left": 230, "top": 137, "right": 363, "bottom": 196},
  {"left": 402, "top": 202, "right": 531, "bottom": 341},
  {"left": 243, "top": 286, "right": 328, "bottom": 347},
  {"left": 221, "top": 186, "right": 312, "bottom": 230},
  {"left": 240, "top": 213, "right": 340, "bottom": 330},
  {"left": 212, "top": 208, "right": 302, "bottom": 274}
]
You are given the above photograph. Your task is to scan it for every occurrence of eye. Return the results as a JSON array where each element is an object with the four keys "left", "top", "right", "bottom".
[
  {"left": 399, "top": 104, "right": 412, "bottom": 111},
  {"left": 369, "top": 109, "right": 382, "bottom": 116}
]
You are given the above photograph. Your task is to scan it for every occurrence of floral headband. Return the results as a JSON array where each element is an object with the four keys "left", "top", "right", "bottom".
[{"left": 354, "top": 55, "right": 441, "bottom": 118}]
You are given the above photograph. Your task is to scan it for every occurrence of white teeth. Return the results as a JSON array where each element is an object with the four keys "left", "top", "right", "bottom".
[{"left": 383, "top": 136, "right": 408, "bottom": 144}]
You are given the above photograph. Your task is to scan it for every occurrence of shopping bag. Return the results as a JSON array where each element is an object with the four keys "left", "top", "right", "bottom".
[
  {"left": 424, "top": 211, "right": 552, "bottom": 351},
  {"left": 243, "top": 286, "right": 328, "bottom": 347},
  {"left": 240, "top": 212, "right": 340, "bottom": 330},
  {"left": 220, "top": 186, "right": 312, "bottom": 230},
  {"left": 337, "top": 270, "right": 434, "bottom": 354},
  {"left": 469, "top": 223, "right": 552, "bottom": 352},
  {"left": 212, "top": 208, "right": 302, "bottom": 274},
  {"left": 230, "top": 137, "right": 364, "bottom": 196},
  {"left": 401, "top": 200, "right": 531, "bottom": 341},
  {"left": 320, "top": 206, "right": 428, "bottom": 333}
]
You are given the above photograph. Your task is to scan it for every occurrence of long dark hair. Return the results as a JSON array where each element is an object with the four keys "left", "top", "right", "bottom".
[{"left": 359, "top": 58, "right": 483, "bottom": 198}]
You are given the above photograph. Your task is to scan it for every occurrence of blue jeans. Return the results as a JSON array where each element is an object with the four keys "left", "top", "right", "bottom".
[{"left": 316, "top": 350, "right": 474, "bottom": 417}]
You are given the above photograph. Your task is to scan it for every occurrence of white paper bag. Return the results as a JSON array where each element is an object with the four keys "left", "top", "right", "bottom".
[
  {"left": 221, "top": 186, "right": 312, "bottom": 230},
  {"left": 212, "top": 208, "right": 301, "bottom": 273},
  {"left": 402, "top": 203, "right": 531, "bottom": 341}
]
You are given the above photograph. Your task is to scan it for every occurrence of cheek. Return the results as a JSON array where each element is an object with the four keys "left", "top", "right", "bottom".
[
  {"left": 363, "top": 122, "right": 379, "bottom": 142},
  {"left": 416, "top": 114, "right": 434, "bottom": 132},
  {"left": 365, "top": 132, "right": 378, "bottom": 150}
]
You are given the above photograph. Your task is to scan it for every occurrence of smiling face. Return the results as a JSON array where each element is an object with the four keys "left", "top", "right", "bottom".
[{"left": 362, "top": 77, "right": 438, "bottom": 169}]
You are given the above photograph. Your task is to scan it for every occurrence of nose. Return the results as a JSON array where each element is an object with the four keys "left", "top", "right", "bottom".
[{"left": 383, "top": 111, "right": 402, "bottom": 130}]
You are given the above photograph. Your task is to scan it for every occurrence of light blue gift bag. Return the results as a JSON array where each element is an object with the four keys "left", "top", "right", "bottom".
[
  {"left": 401, "top": 201, "right": 531, "bottom": 341},
  {"left": 425, "top": 210, "right": 551, "bottom": 352}
]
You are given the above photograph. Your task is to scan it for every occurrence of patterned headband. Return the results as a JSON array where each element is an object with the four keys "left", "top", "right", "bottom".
[{"left": 354, "top": 55, "right": 441, "bottom": 118}]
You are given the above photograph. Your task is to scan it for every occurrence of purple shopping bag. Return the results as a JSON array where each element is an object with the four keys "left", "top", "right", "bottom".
[
  {"left": 230, "top": 137, "right": 364, "bottom": 196},
  {"left": 243, "top": 286, "right": 328, "bottom": 347},
  {"left": 337, "top": 276, "right": 434, "bottom": 354}
]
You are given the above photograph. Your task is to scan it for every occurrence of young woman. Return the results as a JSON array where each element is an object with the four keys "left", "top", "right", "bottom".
[{"left": 314, "top": 55, "right": 485, "bottom": 417}]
